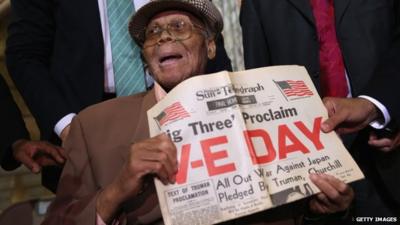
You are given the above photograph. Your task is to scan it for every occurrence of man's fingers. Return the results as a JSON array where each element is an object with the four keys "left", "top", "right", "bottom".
[
  {"left": 369, "top": 132, "right": 378, "bottom": 140},
  {"left": 379, "top": 147, "right": 392, "bottom": 152},
  {"left": 369, "top": 132, "right": 395, "bottom": 149},
  {"left": 369, "top": 131, "right": 400, "bottom": 152},
  {"left": 157, "top": 134, "right": 178, "bottom": 170},
  {"left": 35, "top": 156, "right": 58, "bottom": 167},
  {"left": 321, "top": 99, "right": 336, "bottom": 133},
  {"left": 322, "top": 97, "right": 345, "bottom": 133},
  {"left": 12, "top": 140, "right": 65, "bottom": 172},
  {"left": 19, "top": 153, "right": 41, "bottom": 173},
  {"left": 56, "top": 146, "right": 67, "bottom": 159},
  {"left": 315, "top": 193, "right": 333, "bottom": 207},
  {"left": 131, "top": 134, "right": 178, "bottom": 184},
  {"left": 310, "top": 174, "right": 337, "bottom": 201},
  {"left": 156, "top": 133, "right": 178, "bottom": 175},
  {"left": 310, "top": 173, "right": 353, "bottom": 213},
  {"left": 309, "top": 198, "right": 329, "bottom": 214},
  {"left": 336, "top": 127, "right": 363, "bottom": 135},
  {"left": 368, "top": 137, "right": 392, "bottom": 148},
  {"left": 322, "top": 97, "right": 336, "bottom": 117},
  {"left": 138, "top": 161, "right": 171, "bottom": 185},
  {"left": 322, "top": 112, "right": 347, "bottom": 133},
  {"left": 311, "top": 173, "right": 353, "bottom": 211},
  {"left": 36, "top": 142, "right": 65, "bottom": 164},
  {"left": 29, "top": 164, "right": 41, "bottom": 173},
  {"left": 310, "top": 174, "right": 346, "bottom": 204},
  {"left": 322, "top": 97, "right": 377, "bottom": 134},
  {"left": 139, "top": 149, "right": 176, "bottom": 180},
  {"left": 323, "top": 174, "right": 351, "bottom": 194},
  {"left": 309, "top": 199, "right": 320, "bottom": 213}
]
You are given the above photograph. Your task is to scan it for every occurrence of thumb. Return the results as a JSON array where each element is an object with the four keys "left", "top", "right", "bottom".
[
  {"left": 322, "top": 114, "right": 344, "bottom": 133},
  {"left": 30, "top": 163, "right": 41, "bottom": 174},
  {"left": 18, "top": 152, "right": 42, "bottom": 173},
  {"left": 321, "top": 97, "right": 342, "bottom": 133}
]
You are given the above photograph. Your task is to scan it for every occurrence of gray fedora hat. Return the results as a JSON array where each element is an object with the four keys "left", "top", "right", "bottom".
[{"left": 129, "top": 0, "right": 223, "bottom": 46}]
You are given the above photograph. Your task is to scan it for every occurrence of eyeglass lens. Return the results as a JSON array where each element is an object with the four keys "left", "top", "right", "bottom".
[{"left": 144, "top": 20, "right": 193, "bottom": 47}]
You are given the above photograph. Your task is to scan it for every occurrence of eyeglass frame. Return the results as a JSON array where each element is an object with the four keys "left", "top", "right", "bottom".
[{"left": 142, "top": 19, "right": 209, "bottom": 48}]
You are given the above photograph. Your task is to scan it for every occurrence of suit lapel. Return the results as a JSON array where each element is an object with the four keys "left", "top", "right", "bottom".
[
  {"left": 123, "top": 89, "right": 162, "bottom": 223},
  {"left": 287, "top": 0, "right": 351, "bottom": 28},
  {"left": 131, "top": 89, "right": 157, "bottom": 142},
  {"left": 334, "top": 0, "right": 351, "bottom": 25},
  {"left": 86, "top": 0, "right": 104, "bottom": 54},
  {"left": 287, "top": 0, "right": 315, "bottom": 26},
  {"left": 118, "top": 90, "right": 156, "bottom": 165}
]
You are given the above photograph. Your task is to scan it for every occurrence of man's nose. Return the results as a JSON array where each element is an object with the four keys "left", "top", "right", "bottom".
[{"left": 157, "top": 29, "right": 174, "bottom": 45}]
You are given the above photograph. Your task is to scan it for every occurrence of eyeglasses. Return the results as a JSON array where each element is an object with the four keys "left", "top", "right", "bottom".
[{"left": 143, "top": 19, "right": 206, "bottom": 48}]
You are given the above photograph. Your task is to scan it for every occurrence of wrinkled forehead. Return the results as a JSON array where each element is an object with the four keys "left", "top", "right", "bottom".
[{"left": 147, "top": 10, "right": 205, "bottom": 27}]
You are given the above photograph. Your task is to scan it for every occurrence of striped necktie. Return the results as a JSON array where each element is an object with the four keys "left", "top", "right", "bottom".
[{"left": 107, "top": 0, "right": 146, "bottom": 96}]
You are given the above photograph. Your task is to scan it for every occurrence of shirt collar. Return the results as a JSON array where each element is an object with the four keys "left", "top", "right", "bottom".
[{"left": 154, "top": 82, "right": 167, "bottom": 102}]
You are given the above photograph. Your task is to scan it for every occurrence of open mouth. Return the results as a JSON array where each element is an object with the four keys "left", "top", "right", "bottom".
[{"left": 159, "top": 54, "right": 183, "bottom": 64}]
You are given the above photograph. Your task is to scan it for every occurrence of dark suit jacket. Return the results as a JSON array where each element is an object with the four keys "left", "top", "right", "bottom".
[
  {"left": 360, "top": 11, "right": 400, "bottom": 206},
  {"left": 0, "top": 74, "right": 27, "bottom": 170},
  {"left": 362, "top": 20, "right": 400, "bottom": 125},
  {"left": 240, "top": 0, "right": 400, "bottom": 207},
  {"left": 43, "top": 89, "right": 305, "bottom": 225},
  {"left": 0, "top": 75, "right": 62, "bottom": 192},
  {"left": 6, "top": 0, "right": 232, "bottom": 142},
  {"left": 240, "top": 0, "right": 398, "bottom": 96}
]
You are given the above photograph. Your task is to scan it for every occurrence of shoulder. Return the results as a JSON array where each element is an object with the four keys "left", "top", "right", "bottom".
[{"left": 77, "top": 92, "right": 148, "bottom": 124}]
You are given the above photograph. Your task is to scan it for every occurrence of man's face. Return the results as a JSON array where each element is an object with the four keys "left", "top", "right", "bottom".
[{"left": 142, "top": 11, "right": 216, "bottom": 91}]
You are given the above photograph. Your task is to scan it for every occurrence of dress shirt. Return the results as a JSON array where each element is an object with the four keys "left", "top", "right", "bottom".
[
  {"left": 345, "top": 73, "right": 389, "bottom": 128},
  {"left": 359, "top": 95, "right": 391, "bottom": 129},
  {"left": 97, "top": 214, "right": 119, "bottom": 225}
]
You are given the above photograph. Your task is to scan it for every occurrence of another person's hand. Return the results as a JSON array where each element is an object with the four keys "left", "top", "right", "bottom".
[
  {"left": 368, "top": 131, "right": 400, "bottom": 152},
  {"left": 309, "top": 173, "right": 354, "bottom": 214},
  {"left": 321, "top": 97, "right": 379, "bottom": 134},
  {"left": 96, "top": 133, "right": 178, "bottom": 223},
  {"left": 60, "top": 124, "right": 71, "bottom": 142},
  {"left": 12, "top": 139, "right": 66, "bottom": 173}
]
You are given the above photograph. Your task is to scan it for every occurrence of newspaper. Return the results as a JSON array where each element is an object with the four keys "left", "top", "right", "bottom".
[{"left": 147, "top": 65, "right": 364, "bottom": 225}]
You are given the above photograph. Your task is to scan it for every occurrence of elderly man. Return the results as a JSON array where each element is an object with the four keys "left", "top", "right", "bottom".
[{"left": 42, "top": 1, "right": 353, "bottom": 225}]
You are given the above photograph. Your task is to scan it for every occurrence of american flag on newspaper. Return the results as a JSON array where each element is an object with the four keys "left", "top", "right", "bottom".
[
  {"left": 154, "top": 102, "right": 190, "bottom": 126},
  {"left": 274, "top": 80, "right": 313, "bottom": 100}
]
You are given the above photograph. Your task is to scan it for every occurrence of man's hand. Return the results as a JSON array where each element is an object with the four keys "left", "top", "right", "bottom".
[
  {"left": 309, "top": 173, "right": 354, "bottom": 214},
  {"left": 96, "top": 133, "right": 178, "bottom": 223},
  {"left": 368, "top": 131, "right": 400, "bottom": 152},
  {"left": 322, "top": 97, "right": 379, "bottom": 134},
  {"left": 60, "top": 124, "right": 71, "bottom": 142},
  {"left": 12, "top": 139, "right": 66, "bottom": 173}
]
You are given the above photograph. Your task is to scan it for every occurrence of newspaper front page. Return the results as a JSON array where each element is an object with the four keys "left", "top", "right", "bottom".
[{"left": 147, "top": 66, "right": 364, "bottom": 225}]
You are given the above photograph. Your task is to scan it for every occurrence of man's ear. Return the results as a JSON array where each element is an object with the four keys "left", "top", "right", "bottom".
[{"left": 207, "top": 39, "right": 216, "bottom": 60}]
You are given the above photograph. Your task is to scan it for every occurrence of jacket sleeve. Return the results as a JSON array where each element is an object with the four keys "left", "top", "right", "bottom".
[
  {"left": 6, "top": 0, "right": 72, "bottom": 140},
  {"left": 239, "top": 0, "right": 271, "bottom": 69},
  {"left": 361, "top": 3, "right": 400, "bottom": 126},
  {"left": 0, "top": 75, "right": 27, "bottom": 170},
  {"left": 42, "top": 116, "right": 102, "bottom": 225}
]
